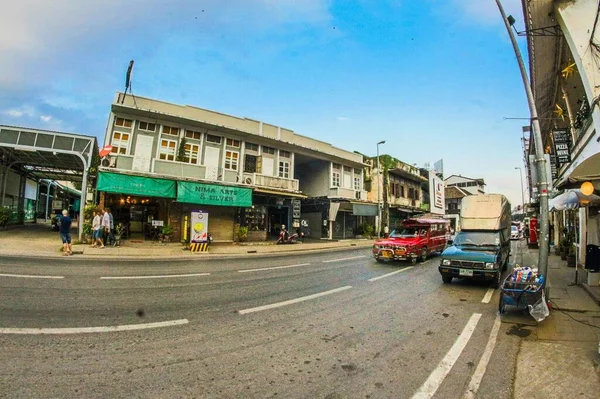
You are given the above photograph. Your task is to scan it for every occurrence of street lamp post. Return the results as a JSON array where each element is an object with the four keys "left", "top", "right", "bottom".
[
  {"left": 495, "top": 0, "right": 550, "bottom": 280},
  {"left": 376, "top": 140, "right": 385, "bottom": 238},
  {"left": 515, "top": 167, "right": 525, "bottom": 215}
]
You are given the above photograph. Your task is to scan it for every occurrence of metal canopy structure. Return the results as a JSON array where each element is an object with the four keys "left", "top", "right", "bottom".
[{"left": 0, "top": 125, "right": 97, "bottom": 241}]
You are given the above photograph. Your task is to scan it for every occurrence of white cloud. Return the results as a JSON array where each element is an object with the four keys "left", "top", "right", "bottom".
[
  {"left": 2, "top": 105, "right": 35, "bottom": 118},
  {"left": 40, "top": 115, "right": 53, "bottom": 122},
  {"left": 337, "top": 116, "right": 350, "bottom": 121}
]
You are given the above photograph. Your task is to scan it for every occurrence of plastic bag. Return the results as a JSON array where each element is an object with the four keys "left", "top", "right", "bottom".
[{"left": 528, "top": 291, "right": 550, "bottom": 322}]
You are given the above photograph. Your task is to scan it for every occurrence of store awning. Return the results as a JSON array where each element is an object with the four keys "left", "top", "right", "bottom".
[
  {"left": 253, "top": 188, "right": 307, "bottom": 198},
  {"left": 97, "top": 171, "right": 176, "bottom": 198},
  {"left": 549, "top": 189, "right": 600, "bottom": 211},
  {"left": 352, "top": 203, "right": 378, "bottom": 216},
  {"left": 178, "top": 181, "right": 252, "bottom": 207}
]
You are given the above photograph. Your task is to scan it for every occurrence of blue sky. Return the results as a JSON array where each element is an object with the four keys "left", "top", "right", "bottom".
[{"left": 0, "top": 0, "right": 529, "bottom": 207}]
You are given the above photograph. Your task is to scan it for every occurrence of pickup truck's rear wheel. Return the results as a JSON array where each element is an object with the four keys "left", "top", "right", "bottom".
[
  {"left": 410, "top": 256, "right": 417, "bottom": 265},
  {"left": 441, "top": 274, "right": 452, "bottom": 284},
  {"left": 375, "top": 258, "right": 384, "bottom": 263}
]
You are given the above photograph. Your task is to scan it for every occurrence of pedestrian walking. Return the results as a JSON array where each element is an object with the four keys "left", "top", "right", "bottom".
[
  {"left": 59, "top": 209, "right": 72, "bottom": 256},
  {"left": 92, "top": 211, "right": 104, "bottom": 248},
  {"left": 105, "top": 208, "right": 115, "bottom": 246},
  {"left": 101, "top": 208, "right": 110, "bottom": 248}
]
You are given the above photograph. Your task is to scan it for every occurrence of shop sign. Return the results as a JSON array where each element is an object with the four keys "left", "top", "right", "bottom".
[
  {"left": 177, "top": 181, "right": 252, "bottom": 207},
  {"left": 151, "top": 220, "right": 164, "bottom": 227},
  {"left": 552, "top": 129, "right": 571, "bottom": 167},
  {"left": 52, "top": 200, "right": 63, "bottom": 210},
  {"left": 292, "top": 199, "right": 301, "bottom": 218},
  {"left": 190, "top": 211, "right": 209, "bottom": 243},
  {"left": 549, "top": 154, "right": 557, "bottom": 180},
  {"left": 97, "top": 171, "right": 176, "bottom": 198}
]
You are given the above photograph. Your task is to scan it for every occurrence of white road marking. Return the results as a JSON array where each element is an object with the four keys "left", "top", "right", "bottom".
[
  {"left": 368, "top": 267, "right": 414, "bottom": 282},
  {"left": 0, "top": 319, "right": 189, "bottom": 335},
  {"left": 238, "top": 263, "right": 311, "bottom": 273},
  {"left": 0, "top": 273, "right": 64, "bottom": 279},
  {"left": 238, "top": 286, "right": 353, "bottom": 315},
  {"left": 322, "top": 255, "right": 366, "bottom": 263},
  {"left": 481, "top": 288, "right": 495, "bottom": 304},
  {"left": 100, "top": 273, "right": 210, "bottom": 280},
  {"left": 412, "top": 313, "right": 483, "bottom": 399},
  {"left": 463, "top": 315, "right": 502, "bottom": 399}
]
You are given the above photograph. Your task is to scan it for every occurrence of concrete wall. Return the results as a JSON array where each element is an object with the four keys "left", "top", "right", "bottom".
[{"left": 296, "top": 160, "right": 330, "bottom": 197}]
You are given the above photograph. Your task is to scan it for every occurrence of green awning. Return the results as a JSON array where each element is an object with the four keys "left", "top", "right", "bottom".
[
  {"left": 177, "top": 181, "right": 252, "bottom": 207},
  {"left": 97, "top": 172, "right": 176, "bottom": 198},
  {"left": 353, "top": 203, "right": 378, "bottom": 216}
]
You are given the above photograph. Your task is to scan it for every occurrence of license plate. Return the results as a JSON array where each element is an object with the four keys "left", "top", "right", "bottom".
[
  {"left": 395, "top": 249, "right": 406, "bottom": 255},
  {"left": 459, "top": 269, "right": 473, "bottom": 277},
  {"left": 381, "top": 250, "right": 393, "bottom": 259}
]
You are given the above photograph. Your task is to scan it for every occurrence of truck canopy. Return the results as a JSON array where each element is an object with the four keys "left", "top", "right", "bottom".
[
  {"left": 460, "top": 194, "right": 511, "bottom": 236},
  {"left": 402, "top": 218, "right": 449, "bottom": 226}
]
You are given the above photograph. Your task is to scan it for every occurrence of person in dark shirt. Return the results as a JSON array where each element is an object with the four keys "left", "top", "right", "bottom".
[{"left": 59, "top": 209, "right": 72, "bottom": 256}]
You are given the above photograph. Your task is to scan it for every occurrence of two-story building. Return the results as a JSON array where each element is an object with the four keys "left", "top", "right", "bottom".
[
  {"left": 444, "top": 175, "right": 486, "bottom": 195},
  {"left": 444, "top": 186, "right": 470, "bottom": 233},
  {"left": 98, "top": 93, "right": 374, "bottom": 242},
  {"left": 366, "top": 155, "right": 426, "bottom": 232}
]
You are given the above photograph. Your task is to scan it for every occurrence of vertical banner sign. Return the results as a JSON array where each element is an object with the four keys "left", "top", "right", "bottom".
[
  {"left": 552, "top": 129, "right": 571, "bottom": 168},
  {"left": 190, "top": 211, "right": 209, "bottom": 243},
  {"left": 428, "top": 170, "right": 445, "bottom": 215},
  {"left": 529, "top": 155, "right": 539, "bottom": 202},
  {"left": 292, "top": 199, "right": 301, "bottom": 218},
  {"left": 549, "top": 154, "right": 558, "bottom": 180}
]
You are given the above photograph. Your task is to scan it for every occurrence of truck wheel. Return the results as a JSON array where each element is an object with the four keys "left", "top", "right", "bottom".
[
  {"left": 491, "top": 271, "right": 502, "bottom": 289},
  {"left": 442, "top": 274, "right": 452, "bottom": 284},
  {"left": 375, "top": 258, "right": 384, "bottom": 264},
  {"left": 419, "top": 248, "right": 428, "bottom": 262},
  {"left": 410, "top": 257, "right": 417, "bottom": 265}
]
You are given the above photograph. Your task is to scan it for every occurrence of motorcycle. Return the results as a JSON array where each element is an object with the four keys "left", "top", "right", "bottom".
[
  {"left": 277, "top": 229, "right": 299, "bottom": 244},
  {"left": 51, "top": 215, "right": 60, "bottom": 231}
]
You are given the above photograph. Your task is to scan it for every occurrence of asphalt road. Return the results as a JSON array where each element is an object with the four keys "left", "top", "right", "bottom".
[{"left": 0, "top": 244, "right": 524, "bottom": 398}]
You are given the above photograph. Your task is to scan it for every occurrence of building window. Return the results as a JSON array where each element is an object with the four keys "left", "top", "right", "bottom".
[
  {"left": 332, "top": 163, "right": 341, "bottom": 170},
  {"left": 111, "top": 132, "right": 130, "bottom": 154},
  {"left": 226, "top": 138, "right": 240, "bottom": 148},
  {"left": 182, "top": 143, "right": 200, "bottom": 164},
  {"left": 138, "top": 121, "right": 156, "bottom": 132},
  {"left": 332, "top": 171, "right": 340, "bottom": 187},
  {"left": 280, "top": 150, "right": 290, "bottom": 158},
  {"left": 225, "top": 150, "right": 239, "bottom": 170},
  {"left": 114, "top": 117, "right": 132, "bottom": 128},
  {"left": 279, "top": 161, "right": 290, "bottom": 178},
  {"left": 448, "top": 203, "right": 458, "bottom": 210},
  {"left": 162, "top": 125, "right": 179, "bottom": 136},
  {"left": 206, "top": 134, "right": 222, "bottom": 144},
  {"left": 400, "top": 186, "right": 405, "bottom": 198},
  {"left": 354, "top": 176, "right": 361, "bottom": 191},
  {"left": 246, "top": 142, "right": 258, "bottom": 152},
  {"left": 185, "top": 130, "right": 201, "bottom": 140},
  {"left": 159, "top": 139, "right": 177, "bottom": 161},
  {"left": 262, "top": 145, "right": 275, "bottom": 155}
]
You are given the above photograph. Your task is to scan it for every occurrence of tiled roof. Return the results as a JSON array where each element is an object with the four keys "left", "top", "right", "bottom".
[{"left": 445, "top": 186, "right": 469, "bottom": 199}]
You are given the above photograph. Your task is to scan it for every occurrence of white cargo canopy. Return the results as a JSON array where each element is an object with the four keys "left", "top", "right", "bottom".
[{"left": 460, "top": 194, "right": 511, "bottom": 233}]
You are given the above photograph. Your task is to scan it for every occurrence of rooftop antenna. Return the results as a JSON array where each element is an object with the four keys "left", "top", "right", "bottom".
[{"left": 121, "top": 60, "right": 135, "bottom": 105}]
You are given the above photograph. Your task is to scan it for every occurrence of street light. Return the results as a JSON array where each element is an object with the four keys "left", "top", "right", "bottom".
[
  {"left": 376, "top": 140, "right": 386, "bottom": 238},
  {"left": 515, "top": 167, "right": 525, "bottom": 215}
]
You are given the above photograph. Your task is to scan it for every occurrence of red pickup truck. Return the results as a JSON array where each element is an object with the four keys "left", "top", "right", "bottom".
[{"left": 373, "top": 218, "right": 450, "bottom": 264}]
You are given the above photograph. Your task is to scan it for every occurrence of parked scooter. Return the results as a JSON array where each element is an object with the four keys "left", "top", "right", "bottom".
[
  {"left": 51, "top": 214, "right": 60, "bottom": 231},
  {"left": 277, "top": 225, "right": 299, "bottom": 244}
]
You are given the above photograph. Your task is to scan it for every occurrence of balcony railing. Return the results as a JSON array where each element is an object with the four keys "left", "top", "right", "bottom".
[{"left": 328, "top": 186, "right": 357, "bottom": 199}]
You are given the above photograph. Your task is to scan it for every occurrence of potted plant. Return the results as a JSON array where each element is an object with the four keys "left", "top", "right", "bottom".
[
  {"left": 160, "top": 225, "right": 174, "bottom": 243},
  {"left": 560, "top": 238, "right": 570, "bottom": 260},
  {"left": 237, "top": 226, "right": 248, "bottom": 242}
]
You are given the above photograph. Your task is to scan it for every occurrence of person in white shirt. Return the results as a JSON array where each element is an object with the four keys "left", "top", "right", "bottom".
[
  {"left": 101, "top": 209, "right": 110, "bottom": 247},
  {"left": 92, "top": 211, "right": 104, "bottom": 248}
]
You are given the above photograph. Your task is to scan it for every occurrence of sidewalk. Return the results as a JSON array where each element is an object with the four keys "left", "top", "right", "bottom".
[
  {"left": 0, "top": 221, "right": 374, "bottom": 260},
  {"left": 511, "top": 241, "right": 600, "bottom": 398}
]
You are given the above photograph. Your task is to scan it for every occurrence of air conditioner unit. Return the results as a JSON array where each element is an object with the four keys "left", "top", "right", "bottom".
[
  {"left": 101, "top": 156, "right": 116, "bottom": 168},
  {"left": 244, "top": 176, "right": 253, "bottom": 185}
]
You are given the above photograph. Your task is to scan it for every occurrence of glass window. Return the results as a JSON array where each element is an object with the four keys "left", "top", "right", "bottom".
[
  {"left": 159, "top": 139, "right": 177, "bottom": 161},
  {"left": 354, "top": 176, "right": 361, "bottom": 191},
  {"left": 279, "top": 150, "right": 290, "bottom": 158},
  {"left": 279, "top": 161, "right": 290, "bottom": 178},
  {"left": 332, "top": 171, "right": 340, "bottom": 187},
  {"left": 110, "top": 131, "right": 130, "bottom": 154},
  {"left": 262, "top": 145, "right": 275, "bottom": 155},
  {"left": 225, "top": 150, "right": 239, "bottom": 170},
  {"left": 182, "top": 143, "right": 200, "bottom": 164},
  {"left": 162, "top": 125, "right": 179, "bottom": 136},
  {"left": 138, "top": 121, "right": 156, "bottom": 132},
  {"left": 185, "top": 130, "right": 201, "bottom": 140},
  {"left": 114, "top": 117, "right": 132, "bottom": 128},
  {"left": 206, "top": 134, "right": 222, "bottom": 144},
  {"left": 226, "top": 138, "right": 241, "bottom": 148},
  {"left": 246, "top": 142, "right": 258, "bottom": 152}
]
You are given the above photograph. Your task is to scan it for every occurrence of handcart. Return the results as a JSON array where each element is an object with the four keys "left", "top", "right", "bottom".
[{"left": 498, "top": 273, "right": 545, "bottom": 315}]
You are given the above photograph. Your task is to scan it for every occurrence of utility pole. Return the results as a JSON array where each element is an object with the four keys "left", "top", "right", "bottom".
[
  {"left": 376, "top": 140, "right": 385, "bottom": 238},
  {"left": 515, "top": 167, "right": 525, "bottom": 216},
  {"left": 495, "top": 0, "right": 550, "bottom": 279}
]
